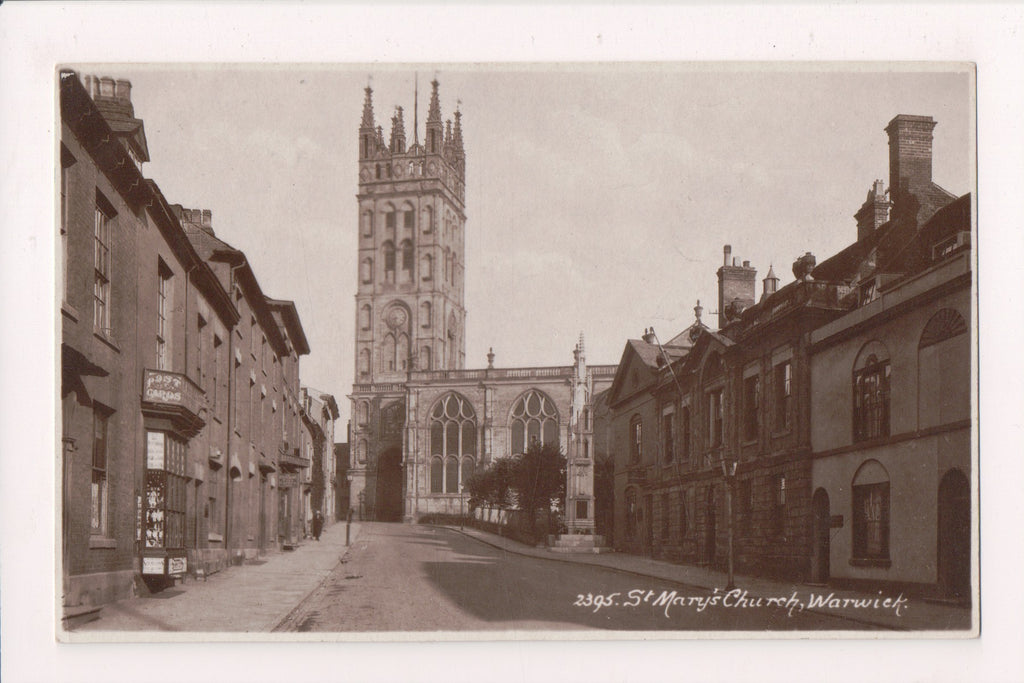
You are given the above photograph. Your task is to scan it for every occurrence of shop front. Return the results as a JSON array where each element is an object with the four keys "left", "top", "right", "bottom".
[{"left": 139, "top": 369, "right": 206, "bottom": 589}]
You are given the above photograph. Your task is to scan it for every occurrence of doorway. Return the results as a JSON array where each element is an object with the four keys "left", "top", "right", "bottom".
[
  {"left": 375, "top": 448, "right": 404, "bottom": 522},
  {"left": 811, "top": 488, "right": 831, "bottom": 584},
  {"left": 937, "top": 469, "right": 970, "bottom": 602}
]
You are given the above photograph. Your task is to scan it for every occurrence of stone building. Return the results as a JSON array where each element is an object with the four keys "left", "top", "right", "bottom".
[
  {"left": 59, "top": 71, "right": 324, "bottom": 619},
  {"left": 300, "top": 387, "right": 341, "bottom": 529},
  {"left": 607, "top": 114, "right": 972, "bottom": 589},
  {"left": 347, "top": 80, "right": 614, "bottom": 529},
  {"left": 808, "top": 116, "right": 972, "bottom": 601}
]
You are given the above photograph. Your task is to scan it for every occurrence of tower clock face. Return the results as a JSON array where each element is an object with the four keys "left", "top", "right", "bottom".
[{"left": 385, "top": 306, "right": 408, "bottom": 329}]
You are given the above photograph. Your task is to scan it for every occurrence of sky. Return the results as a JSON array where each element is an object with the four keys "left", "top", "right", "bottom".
[{"left": 84, "top": 64, "right": 973, "bottom": 426}]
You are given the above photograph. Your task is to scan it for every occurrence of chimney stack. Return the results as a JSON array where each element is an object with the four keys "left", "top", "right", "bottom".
[
  {"left": 855, "top": 179, "right": 891, "bottom": 241},
  {"left": 717, "top": 245, "right": 757, "bottom": 329},
  {"left": 886, "top": 114, "right": 936, "bottom": 220}
]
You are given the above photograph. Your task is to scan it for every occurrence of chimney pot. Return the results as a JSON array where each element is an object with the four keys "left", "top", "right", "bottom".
[
  {"left": 742, "top": 260, "right": 750, "bottom": 268},
  {"left": 115, "top": 79, "right": 132, "bottom": 103},
  {"left": 99, "top": 77, "right": 116, "bottom": 98},
  {"left": 202, "top": 209, "right": 212, "bottom": 227},
  {"left": 723, "top": 244, "right": 731, "bottom": 266}
]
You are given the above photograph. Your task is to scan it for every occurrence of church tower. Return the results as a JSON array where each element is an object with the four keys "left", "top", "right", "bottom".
[
  {"left": 350, "top": 78, "right": 467, "bottom": 521},
  {"left": 354, "top": 79, "right": 467, "bottom": 382}
]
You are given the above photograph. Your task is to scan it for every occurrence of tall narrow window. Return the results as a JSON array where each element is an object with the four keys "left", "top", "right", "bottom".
[
  {"left": 853, "top": 348, "right": 891, "bottom": 442},
  {"left": 708, "top": 390, "right": 724, "bottom": 448},
  {"left": 360, "top": 257, "right": 373, "bottom": 284},
  {"left": 403, "top": 209, "right": 415, "bottom": 232},
  {"left": 629, "top": 415, "right": 643, "bottom": 463},
  {"left": 361, "top": 210, "right": 373, "bottom": 238},
  {"left": 383, "top": 242, "right": 396, "bottom": 283},
  {"left": 93, "top": 194, "right": 113, "bottom": 333},
  {"left": 774, "top": 361, "right": 792, "bottom": 431},
  {"left": 400, "top": 239, "right": 414, "bottom": 283},
  {"left": 420, "top": 345, "right": 432, "bottom": 371},
  {"left": 743, "top": 374, "right": 760, "bottom": 442},
  {"left": 385, "top": 210, "right": 396, "bottom": 239},
  {"left": 157, "top": 260, "right": 172, "bottom": 370},
  {"left": 680, "top": 406, "right": 691, "bottom": 462},
  {"left": 420, "top": 301, "right": 432, "bottom": 329},
  {"left": 91, "top": 407, "right": 110, "bottom": 534},
  {"left": 662, "top": 410, "right": 675, "bottom": 464},
  {"left": 358, "top": 348, "right": 370, "bottom": 376},
  {"left": 852, "top": 460, "right": 890, "bottom": 561},
  {"left": 421, "top": 253, "right": 433, "bottom": 281},
  {"left": 196, "top": 315, "right": 207, "bottom": 384},
  {"left": 212, "top": 335, "right": 222, "bottom": 411}
]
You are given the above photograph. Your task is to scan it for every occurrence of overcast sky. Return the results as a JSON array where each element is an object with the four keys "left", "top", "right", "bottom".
[{"left": 94, "top": 64, "right": 972, "bottom": 424}]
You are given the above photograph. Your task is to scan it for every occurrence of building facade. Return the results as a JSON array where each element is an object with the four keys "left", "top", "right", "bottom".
[
  {"left": 347, "top": 81, "right": 614, "bottom": 527},
  {"left": 808, "top": 117, "right": 972, "bottom": 601},
  {"left": 607, "top": 114, "right": 972, "bottom": 591},
  {"left": 59, "top": 71, "right": 330, "bottom": 618}
]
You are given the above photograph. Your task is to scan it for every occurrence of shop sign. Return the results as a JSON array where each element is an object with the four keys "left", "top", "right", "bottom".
[
  {"left": 168, "top": 557, "right": 187, "bottom": 575},
  {"left": 143, "top": 369, "right": 202, "bottom": 414},
  {"left": 142, "top": 557, "right": 165, "bottom": 575}
]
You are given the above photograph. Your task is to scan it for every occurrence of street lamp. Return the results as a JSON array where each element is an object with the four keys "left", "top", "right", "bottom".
[
  {"left": 460, "top": 482, "right": 465, "bottom": 530},
  {"left": 720, "top": 455, "right": 738, "bottom": 591}
]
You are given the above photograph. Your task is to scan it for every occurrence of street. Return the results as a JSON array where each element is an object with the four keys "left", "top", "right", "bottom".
[{"left": 276, "top": 523, "right": 883, "bottom": 632}]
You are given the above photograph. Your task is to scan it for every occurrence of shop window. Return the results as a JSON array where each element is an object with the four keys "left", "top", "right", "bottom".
[
  {"left": 774, "top": 361, "right": 792, "bottom": 431},
  {"left": 852, "top": 460, "right": 890, "bottom": 561},
  {"left": 144, "top": 431, "right": 187, "bottom": 551},
  {"left": 90, "top": 407, "right": 111, "bottom": 534},
  {"left": 629, "top": 415, "right": 642, "bottom": 463},
  {"left": 853, "top": 344, "right": 891, "bottom": 442},
  {"left": 743, "top": 374, "right": 760, "bottom": 442},
  {"left": 510, "top": 390, "right": 560, "bottom": 455}
]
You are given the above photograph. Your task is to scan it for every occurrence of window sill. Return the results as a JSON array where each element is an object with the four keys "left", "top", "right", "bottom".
[
  {"left": 93, "top": 331, "right": 120, "bottom": 353},
  {"left": 207, "top": 533, "right": 224, "bottom": 543},
  {"left": 61, "top": 301, "right": 80, "bottom": 322},
  {"left": 89, "top": 535, "right": 116, "bottom": 549},
  {"left": 849, "top": 557, "right": 891, "bottom": 568}
]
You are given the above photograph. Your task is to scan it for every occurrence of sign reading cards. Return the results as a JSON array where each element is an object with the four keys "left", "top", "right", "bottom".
[{"left": 147, "top": 431, "right": 165, "bottom": 470}]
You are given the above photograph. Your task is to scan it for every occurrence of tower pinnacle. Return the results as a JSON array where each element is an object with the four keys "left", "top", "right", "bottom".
[
  {"left": 390, "top": 106, "right": 407, "bottom": 154},
  {"left": 360, "top": 86, "right": 375, "bottom": 130}
]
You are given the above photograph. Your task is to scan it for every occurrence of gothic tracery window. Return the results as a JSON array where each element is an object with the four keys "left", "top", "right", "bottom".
[
  {"left": 429, "top": 393, "right": 477, "bottom": 494},
  {"left": 510, "top": 390, "right": 560, "bottom": 454}
]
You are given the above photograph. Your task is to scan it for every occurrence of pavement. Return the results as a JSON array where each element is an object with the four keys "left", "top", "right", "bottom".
[
  {"left": 66, "top": 519, "right": 973, "bottom": 636},
  {"left": 449, "top": 525, "right": 975, "bottom": 633},
  {"left": 66, "top": 520, "right": 363, "bottom": 637}
]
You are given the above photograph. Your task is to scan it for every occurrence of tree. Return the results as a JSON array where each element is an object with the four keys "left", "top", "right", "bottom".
[
  {"left": 465, "top": 456, "right": 514, "bottom": 522},
  {"left": 510, "top": 441, "right": 566, "bottom": 538}
]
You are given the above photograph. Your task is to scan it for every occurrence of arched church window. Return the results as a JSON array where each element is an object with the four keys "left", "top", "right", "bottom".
[
  {"left": 384, "top": 208, "right": 396, "bottom": 239},
  {"left": 509, "top": 390, "right": 560, "bottom": 455},
  {"left": 429, "top": 393, "right": 477, "bottom": 493},
  {"left": 400, "top": 239, "right": 414, "bottom": 283},
  {"left": 382, "top": 241, "right": 396, "bottom": 283},
  {"left": 403, "top": 208, "right": 415, "bottom": 233}
]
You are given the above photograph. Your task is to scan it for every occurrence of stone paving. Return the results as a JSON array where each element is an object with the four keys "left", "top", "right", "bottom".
[{"left": 66, "top": 520, "right": 362, "bottom": 638}]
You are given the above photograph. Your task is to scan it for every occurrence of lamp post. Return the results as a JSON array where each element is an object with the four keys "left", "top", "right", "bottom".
[
  {"left": 460, "top": 483, "right": 466, "bottom": 530},
  {"left": 358, "top": 490, "right": 365, "bottom": 522},
  {"left": 720, "top": 455, "right": 738, "bottom": 591}
]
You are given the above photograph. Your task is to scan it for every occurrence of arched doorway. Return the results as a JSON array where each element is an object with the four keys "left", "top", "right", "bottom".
[
  {"left": 811, "top": 488, "right": 831, "bottom": 584},
  {"left": 937, "top": 469, "right": 970, "bottom": 602},
  {"left": 704, "top": 487, "right": 717, "bottom": 567},
  {"left": 375, "top": 448, "right": 404, "bottom": 522}
]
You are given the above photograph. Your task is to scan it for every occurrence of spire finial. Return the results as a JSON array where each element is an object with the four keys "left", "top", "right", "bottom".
[
  {"left": 427, "top": 78, "right": 442, "bottom": 123},
  {"left": 413, "top": 73, "right": 419, "bottom": 147},
  {"left": 361, "top": 83, "right": 375, "bottom": 129}
]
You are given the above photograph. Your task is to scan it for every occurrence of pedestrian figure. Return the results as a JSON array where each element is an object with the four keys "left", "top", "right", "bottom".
[{"left": 312, "top": 510, "right": 324, "bottom": 541}]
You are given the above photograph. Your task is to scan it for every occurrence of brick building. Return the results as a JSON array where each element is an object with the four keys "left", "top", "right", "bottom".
[
  {"left": 607, "top": 114, "right": 972, "bottom": 589},
  {"left": 59, "top": 70, "right": 329, "bottom": 618}
]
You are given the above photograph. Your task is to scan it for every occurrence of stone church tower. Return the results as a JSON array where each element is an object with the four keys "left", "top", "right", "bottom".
[{"left": 350, "top": 79, "right": 468, "bottom": 520}]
